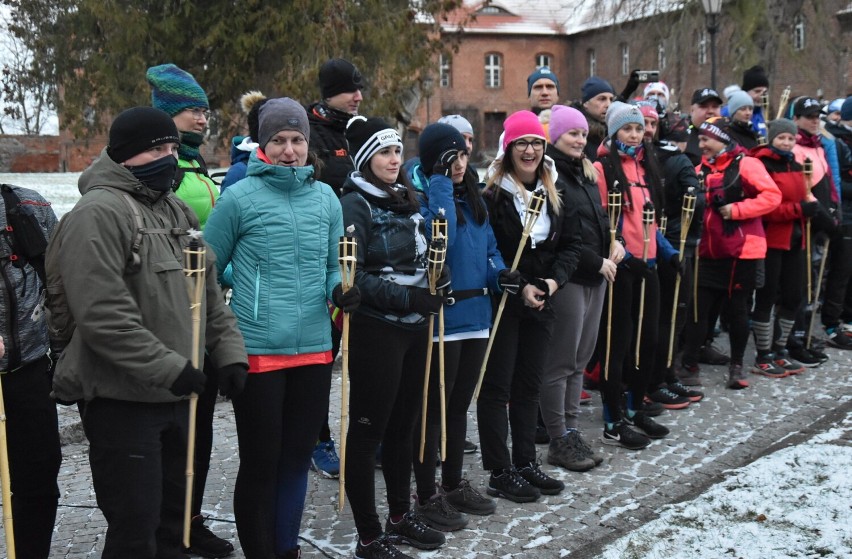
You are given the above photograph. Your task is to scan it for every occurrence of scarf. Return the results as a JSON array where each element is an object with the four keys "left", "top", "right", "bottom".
[
  {"left": 796, "top": 130, "right": 822, "bottom": 149},
  {"left": 178, "top": 131, "right": 204, "bottom": 160},
  {"left": 614, "top": 139, "right": 643, "bottom": 158}
]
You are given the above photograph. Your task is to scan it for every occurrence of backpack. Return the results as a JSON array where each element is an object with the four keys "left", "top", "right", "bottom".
[{"left": 1, "top": 184, "right": 49, "bottom": 287}]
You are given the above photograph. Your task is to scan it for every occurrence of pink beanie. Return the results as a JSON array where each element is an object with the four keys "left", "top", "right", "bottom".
[
  {"left": 502, "top": 110, "right": 546, "bottom": 152},
  {"left": 548, "top": 105, "right": 588, "bottom": 143},
  {"left": 638, "top": 103, "right": 659, "bottom": 121}
]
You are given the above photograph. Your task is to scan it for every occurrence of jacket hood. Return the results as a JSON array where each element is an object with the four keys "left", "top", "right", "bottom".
[
  {"left": 77, "top": 148, "right": 167, "bottom": 202},
  {"left": 246, "top": 150, "right": 316, "bottom": 190},
  {"left": 342, "top": 171, "right": 391, "bottom": 199},
  {"left": 229, "top": 136, "right": 256, "bottom": 165}
]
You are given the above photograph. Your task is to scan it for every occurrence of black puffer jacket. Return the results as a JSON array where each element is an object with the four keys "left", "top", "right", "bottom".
[
  {"left": 727, "top": 119, "right": 760, "bottom": 151},
  {"left": 546, "top": 144, "right": 609, "bottom": 286},
  {"left": 570, "top": 102, "right": 608, "bottom": 162},
  {"left": 307, "top": 102, "right": 355, "bottom": 194},
  {"left": 654, "top": 142, "right": 705, "bottom": 256}
]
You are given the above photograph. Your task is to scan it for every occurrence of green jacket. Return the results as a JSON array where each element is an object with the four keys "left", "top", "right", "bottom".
[
  {"left": 49, "top": 149, "right": 247, "bottom": 403},
  {"left": 175, "top": 157, "right": 218, "bottom": 228}
]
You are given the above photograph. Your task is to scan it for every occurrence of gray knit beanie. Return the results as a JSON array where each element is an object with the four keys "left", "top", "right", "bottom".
[
  {"left": 767, "top": 119, "right": 798, "bottom": 146},
  {"left": 257, "top": 98, "right": 310, "bottom": 149},
  {"left": 727, "top": 90, "right": 754, "bottom": 118}
]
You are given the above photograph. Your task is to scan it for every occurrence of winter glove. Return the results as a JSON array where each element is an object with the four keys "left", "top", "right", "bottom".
[
  {"left": 332, "top": 283, "right": 361, "bottom": 313},
  {"left": 498, "top": 269, "right": 523, "bottom": 295},
  {"left": 432, "top": 149, "right": 461, "bottom": 177},
  {"left": 624, "top": 256, "right": 653, "bottom": 279},
  {"left": 217, "top": 363, "right": 248, "bottom": 399},
  {"left": 799, "top": 200, "right": 820, "bottom": 218},
  {"left": 407, "top": 287, "right": 446, "bottom": 316},
  {"left": 169, "top": 361, "right": 207, "bottom": 397},
  {"left": 529, "top": 277, "right": 551, "bottom": 302},
  {"left": 619, "top": 69, "right": 641, "bottom": 101},
  {"left": 669, "top": 253, "right": 686, "bottom": 276}
]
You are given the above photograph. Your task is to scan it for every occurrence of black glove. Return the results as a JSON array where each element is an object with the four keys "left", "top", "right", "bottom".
[
  {"left": 669, "top": 253, "right": 686, "bottom": 276},
  {"left": 407, "top": 287, "right": 445, "bottom": 315},
  {"left": 435, "top": 264, "right": 452, "bottom": 293},
  {"left": 432, "top": 149, "right": 460, "bottom": 177},
  {"left": 217, "top": 363, "right": 248, "bottom": 399},
  {"left": 332, "top": 283, "right": 361, "bottom": 313},
  {"left": 530, "top": 277, "right": 551, "bottom": 302},
  {"left": 169, "top": 361, "right": 207, "bottom": 397},
  {"left": 800, "top": 200, "right": 820, "bottom": 218},
  {"left": 624, "top": 256, "right": 653, "bottom": 279},
  {"left": 619, "top": 69, "right": 640, "bottom": 100},
  {"left": 498, "top": 269, "right": 522, "bottom": 295}
]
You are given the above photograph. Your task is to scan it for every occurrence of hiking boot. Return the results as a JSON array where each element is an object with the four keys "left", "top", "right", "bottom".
[
  {"left": 384, "top": 512, "right": 445, "bottom": 550},
  {"left": 277, "top": 546, "right": 300, "bottom": 559},
  {"left": 547, "top": 433, "right": 595, "bottom": 472},
  {"left": 727, "top": 363, "right": 749, "bottom": 389},
  {"left": 354, "top": 535, "right": 413, "bottom": 559},
  {"left": 579, "top": 390, "right": 593, "bottom": 405},
  {"left": 647, "top": 386, "right": 690, "bottom": 410},
  {"left": 183, "top": 515, "right": 234, "bottom": 558},
  {"left": 827, "top": 327, "right": 852, "bottom": 349},
  {"left": 516, "top": 461, "right": 565, "bottom": 495},
  {"left": 667, "top": 381, "right": 704, "bottom": 402},
  {"left": 443, "top": 479, "right": 496, "bottom": 516},
  {"left": 414, "top": 494, "right": 468, "bottom": 532},
  {"left": 534, "top": 424, "right": 550, "bottom": 444},
  {"left": 310, "top": 440, "right": 340, "bottom": 479},
  {"left": 487, "top": 468, "right": 541, "bottom": 503},
  {"left": 699, "top": 343, "right": 730, "bottom": 365},
  {"left": 803, "top": 346, "right": 829, "bottom": 364},
  {"left": 625, "top": 411, "right": 670, "bottom": 439},
  {"left": 786, "top": 346, "right": 821, "bottom": 368},
  {"left": 752, "top": 353, "right": 788, "bottom": 378},
  {"left": 568, "top": 429, "right": 604, "bottom": 465},
  {"left": 602, "top": 421, "right": 650, "bottom": 450},
  {"left": 676, "top": 362, "right": 702, "bottom": 386},
  {"left": 463, "top": 440, "right": 477, "bottom": 454}
]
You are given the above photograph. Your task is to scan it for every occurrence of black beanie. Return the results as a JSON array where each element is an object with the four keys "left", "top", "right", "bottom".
[
  {"left": 419, "top": 123, "right": 466, "bottom": 176},
  {"left": 742, "top": 65, "right": 769, "bottom": 92},
  {"left": 345, "top": 116, "right": 402, "bottom": 171},
  {"left": 107, "top": 107, "right": 180, "bottom": 164},
  {"left": 319, "top": 58, "right": 364, "bottom": 99}
]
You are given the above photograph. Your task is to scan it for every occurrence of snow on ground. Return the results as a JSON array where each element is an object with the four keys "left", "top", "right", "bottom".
[{"left": 599, "top": 410, "right": 852, "bottom": 559}]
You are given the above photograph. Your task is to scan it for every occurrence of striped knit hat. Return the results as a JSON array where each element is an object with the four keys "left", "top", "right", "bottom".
[
  {"left": 698, "top": 116, "right": 732, "bottom": 144},
  {"left": 146, "top": 63, "right": 209, "bottom": 117},
  {"left": 345, "top": 116, "right": 402, "bottom": 171}
]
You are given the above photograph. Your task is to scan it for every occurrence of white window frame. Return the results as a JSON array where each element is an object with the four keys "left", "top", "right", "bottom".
[
  {"left": 535, "top": 53, "right": 552, "bottom": 68},
  {"left": 485, "top": 53, "right": 502, "bottom": 89},
  {"left": 658, "top": 41, "right": 666, "bottom": 70},
  {"left": 621, "top": 44, "right": 630, "bottom": 75},
  {"left": 698, "top": 31, "right": 707, "bottom": 65},
  {"left": 588, "top": 49, "right": 596, "bottom": 77},
  {"left": 793, "top": 15, "right": 805, "bottom": 51},
  {"left": 439, "top": 54, "right": 451, "bottom": 88}
]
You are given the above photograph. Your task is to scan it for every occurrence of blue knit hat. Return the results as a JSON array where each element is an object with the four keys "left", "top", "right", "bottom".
[
  {"left": 605, "top": 101, "right": 644, "bottom": 136},
  {"left": 841, "top": 97, "right": 852, "bottom": 122},
  {"left": 146, "top": 63, "right": 209, "bottom": 117},
  {"left": 582, "top": 76, "right": 615, "bottom": 103},
  {"left": 527, "top": 67, "right": 559, "bottom": 96}
]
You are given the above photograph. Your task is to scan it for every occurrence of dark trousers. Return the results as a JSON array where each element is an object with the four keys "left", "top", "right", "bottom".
[
  {"left": 191, "top": 356, "right": 218, "bottom": 518},
  {"left": 598, "top": 266, "right": 660, "bottom": 423},
  {"left": 318, "top": 322, "right": 342, "bottom": 443},
  {"left": 1, "top": 356, "right": 61, "bottom": 559},
  {"left": 684, "top": 286, "right": 751, "bottom": 365},
  {"left": 344, "top": 314, "right": 427, "bottom": 541},
  {"left": 821, "top": 225, "right": 852, "bottom": 328},
  {"left": 754, "top": 247, "right": 804, "bottom": 324},
  {"left": 477, "top": 301, "right": 554, "bottom": 471},
  {"left": 654, "top": 256, "right": 693, "bottom": 385},
  {"left": 413, "top": 337, "right": 487, "bottom": 500},
  {"left": 82, "top": 398, "right": 188, "bottom": 559},
  {"left": 232, "top": 364, "right": 331, "bottom": 557}
]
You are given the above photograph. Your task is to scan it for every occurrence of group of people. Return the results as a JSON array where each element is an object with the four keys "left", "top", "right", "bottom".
[{"left": 0, "top": 55, "right": 850, "bottom": 559}]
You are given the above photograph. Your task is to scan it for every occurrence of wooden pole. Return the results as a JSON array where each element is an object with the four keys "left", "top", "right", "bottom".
[
  {"left": 634, "top": 202, "right": 655, "bottom": 368},
  {"left": 337, "top": 228, "right": 357, "bottom": 512},
  {"left": 604, "top": 186, "right": 623, "bottom": 381},
  {"left": 667, "top": 189, "right": 696, "bottom": 368},
  {"left": 0, "top": 370, "right": 15, "bottom": 559},
  {"left": 804, "top": 158, "right": 814, "bottom": 305},
  {"left": 806, "top": 237, "right": 830, "bottom": 350}
]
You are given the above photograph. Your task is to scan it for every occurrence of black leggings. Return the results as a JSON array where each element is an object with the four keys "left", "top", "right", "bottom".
[
  {"left": 684, "top": 288, "right": 751, "bottom": 366},
  {"left": 598, "top": 265, "right": 660, "bottom": 423},
  {"left": 654, "top": 255, "right": 693, "bottom": 385},
  {"left": 345, "top": 313, "right": 428, "bottom": 541},
  {"left": 413, "top": 337, "right": 487, "bottom": 501},
  {"left": 753, "top": 247, "right": 804, "bottom": 323}
]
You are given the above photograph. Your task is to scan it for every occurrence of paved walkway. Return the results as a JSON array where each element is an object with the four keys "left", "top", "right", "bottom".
[{"left": 14, "top": 340, "right": 852, "bottom": 558}]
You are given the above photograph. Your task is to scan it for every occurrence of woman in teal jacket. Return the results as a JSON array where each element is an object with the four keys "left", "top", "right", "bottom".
[{"left": 205, "top": 98, "right": 359, "bottom": 559}]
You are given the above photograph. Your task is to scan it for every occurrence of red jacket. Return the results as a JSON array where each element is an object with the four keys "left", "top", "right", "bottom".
[
  {"left": 697, "top": 147, "right": 781, "bottom": 260},
  {"left": 753, "top": 146, "right": 807, "bottom": 250}
]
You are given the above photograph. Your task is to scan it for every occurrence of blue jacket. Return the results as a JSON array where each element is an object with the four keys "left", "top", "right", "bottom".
[
  {"left": 721, "top": 103, "right": 767, "bottom": 138},
  {"left": 205, "top": 152, "right": 342, "bottom": 355},
  {"left": 410, "top": 163, "right": 506, "bottom": 336},
  {"left": 220, "top": 136, "right": 256, "bottom": 193}
]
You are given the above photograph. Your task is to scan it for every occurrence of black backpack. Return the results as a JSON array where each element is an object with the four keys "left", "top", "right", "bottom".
[{"left": 1, "top": 183, "right": 49, "bottom": 287}]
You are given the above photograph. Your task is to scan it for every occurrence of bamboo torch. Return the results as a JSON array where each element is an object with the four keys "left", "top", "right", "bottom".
[
  {"left": 337, "top": 225, "right": 357, "bottom": 512},
  {"left": 0, "top": 342, "right": 15, "bottom": 559},
  {"left": 182, "top": 234, "right": 206, "bottom": 549},
  {"left": 758, "top": 93, "right": 770, "bottom": 146},
  {"left": 604, "top": 185, "right": 623, "bottom": 381},
  {"left": 775, "top": 86, "right": 792, "bottom": 120},
  {"left": 694, "top": 175, "right": 704, "bottom": 323},
  {"left": 634, "top": 202, "right": 655, "bottom": 368},
  {"left": 666, "top": 189, "right": 697, "bottom": 369},
  {"left": 806, "top": 237, "right": 831, "bottom": 349},
  {"left": 473, "top": 189, "right": 546, "bottom": 401},
  {"left": 419, "top": 213, "right": 447, "bottom": 463},
  {"left": 804, "top": 158, "right": 814, "bottom": 304}
]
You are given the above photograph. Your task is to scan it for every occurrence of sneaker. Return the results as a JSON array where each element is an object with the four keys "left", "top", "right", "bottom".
[
  {"left": 773, "top": 350, "right": 805, "bottom": 375},
  {"left": 624, "top": 411, "right": 670, "bottom": 439},
  {"left": 568, "top": 430, "right": 604, "bottom": 466},
  {"left": 667, "top": 381, "right": 704, "bottom": 402},
  {"left": 602, "top": 421, "right": 650, "bottom": 450},
  {"left": 443, "top": 479, "right": 496, "bottom": 516},
  {"left": 827, "top": 327, "right": 852, "bottom": 349},
  {"left": 414, "top": 494, "right": 468, "bottom": 532},
  {"left": 804, "top": 346, "right": 829, "bottom": 363},
  {"left": 579, "top": 390, "right": 593, "bottom": 405},
  {"left": 699, "top": 343, "right": 730, "bottom": 365},
  {"left": 647, "top": 386, "right": 690, "bottom": 410},
  {"left": 486, "top": 468, "right": 541, "bottom": 503},
  {"left": 310, "top": 440, "right": 340, "bottom": 478},
  {"left": 676, "top": 362, "right": 702, "bottom": 386},
  {"left": 384, "top": 512, "right": 445, "bottom": 550},
  {"left": 786, "top": 346, "right": 821, "bottom": 368},
  {"left": 516, "top": 461, "right": 565, "bottom": 495},
  {"left": 547, "top": 433, "right": 596, "bottom": 472},
  {"left": 183, "top": 515, "right": 234, "bottom": 558},
  {"left": 463, "top": 440, "right": 478, "bottom": 454},
  {"left": 751, "top": 354, "right": 789, "bottom": 378},
  {"left": 642, "top": 400, "right": 665, "bottom": 417},
  {"left": 354, "top": 534, "right": 414, "bottom": 559},
  {"left": 534, "top": 424, "right": 550, "bottom": 444},
  {"left": 727, "top": 363, "right": 749, "bottom": 389}
]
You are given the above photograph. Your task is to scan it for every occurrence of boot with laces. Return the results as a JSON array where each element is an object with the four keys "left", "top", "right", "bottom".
[
  {"left": 516, "top": 461, "right": 565, "bottom": 495},
  {"left": 414, "top": 493, "right": 468, "bottom": 532},
  {"left": 443, "top": 479, "right": 496, "bottom": 516},
  {"left": 354, "top": 534, "right": 413, "bottom": 559},
  {"left": 568, "top": 429, "right": 603, "bottom": 466},
  {"left": 486, "top": 467, "right": 540, "bottom": 503},
  {"left": 547, "top": 432, "right": 595, "bottom": 472},
  {"left": 384, "top": 512, "right": 445, "bottom": 550},
  {"left": 182, "top": 515, "right": 234, "bottom": 558}
]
